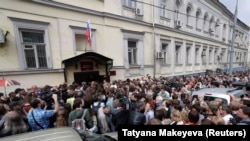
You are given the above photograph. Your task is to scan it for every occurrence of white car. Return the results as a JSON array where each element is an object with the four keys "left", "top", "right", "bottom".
[{"left": 191, "top": 87, "right": 246, "bottom": 105}]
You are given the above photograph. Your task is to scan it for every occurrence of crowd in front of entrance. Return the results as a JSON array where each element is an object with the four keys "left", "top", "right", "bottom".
[{"left": 0, "top": 71, "right": 250, "bottom": 137}]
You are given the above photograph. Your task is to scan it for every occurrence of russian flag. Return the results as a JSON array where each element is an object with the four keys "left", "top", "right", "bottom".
[{"left": 85, "top": 19, "right": 92, "bottom": 47}]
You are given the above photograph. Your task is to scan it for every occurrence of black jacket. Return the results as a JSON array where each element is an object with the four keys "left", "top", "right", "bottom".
[
  {"left": 127, "top": 110, "right": 145, "bottom": 125},
  {"left": 112, "top": 108, "right": 129, "bottom": 131}
]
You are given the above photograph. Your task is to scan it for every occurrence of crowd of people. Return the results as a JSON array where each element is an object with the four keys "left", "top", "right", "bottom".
[{"left": 0, "top": 71, "right": 250, "bottom": 138}]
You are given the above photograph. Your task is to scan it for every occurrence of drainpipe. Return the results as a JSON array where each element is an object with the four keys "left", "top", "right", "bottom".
[
  {"left": 152, "top": 0, "right": 156, "bottom": 78},
  {"left": 63, "top": 69, "right": 67, "bottom": 83}
]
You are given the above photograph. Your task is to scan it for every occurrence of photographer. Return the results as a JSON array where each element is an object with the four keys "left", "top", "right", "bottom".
[
  {"left": 39, "top": 85, "right": 63, "bottom": 110},
  {"left": 27, "top": 94, "right": 59, "bottom": 131}
]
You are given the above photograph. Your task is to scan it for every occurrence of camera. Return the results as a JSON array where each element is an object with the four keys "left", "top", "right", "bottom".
[
  {"left": 229, "top": 117, "right": 237, "bottom": 125},
  {"left": 39, "top": 86, "right": 61, "bottom": 109}
]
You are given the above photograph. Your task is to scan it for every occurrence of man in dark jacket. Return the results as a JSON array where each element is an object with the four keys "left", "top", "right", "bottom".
[
  {"left": 111, "top": 99, "right": 129, "bottom": 131},
  {"left": 127, "top": 101, "right": 145, "bottom": 125}
]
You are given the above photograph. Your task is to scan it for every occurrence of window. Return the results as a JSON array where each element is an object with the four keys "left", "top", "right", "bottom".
[
  {"left": 70, "top": 26, "right": 96, "bottom": 52},
  {"left": 222, "top": 24, "right": 226, "bottom": 39},
  {"left": 195, "top": 47, "right": 199, "bottom": 64},
  {"left": 204, "top": 96, "right": 228, "bottom": 105},
  {"left": 11, "top": 18, "right": 51, "bottom": 69},
  {"left": 161, "top": 41, "right": 169, "bottom": 64},
  {"left": 229, "top": 25, "right": 232, "bottom": 40},
  {"left": 209, "top": 49, "right": 212, "bottom": 63},
  {"left": 214, "top": 49, "right": 218, "bottom": 63},
  {"left": 221, "top": 50, "right": 225, "bottom": 63},
  {"left": 186, "top": 4, "right": 192, "bottom": 26},
  {"left": 160, "top": 0, "right": 167, "bottom": 17},
  {"left": 123, "top": 0, "right": 135, "bottom": 8},
  {"left": 244, "top": 52, "right": 247, "bottom": 62},
  {"left": 21, "top": 30, "right": 47, "bottom": 68},
  {"left": 209, "top": 16, "right": 214, "bottom": 32},
  {"left": 186, "top": 46, "right": 191, "bottom": 65},
  {"left": 128, "top": 40, "right": 137, "bottom": 65},
  {"left": 122, "top": 30, "right": 144, "bottom": 74},
  {"left": 202, "top": 48, "right": 206, "bottom": 64},
  {"left": 203, "top": 13, "right": 209, "bottom": 31},
  {"left": 196, "top": 9, "right": 201, "bottom": 29},
  {"left": 174, "top": 0, "right": 182, "bottom": 20},
  {"left": 235, "top": 52, "right": 237, "bottom": 62},
  {"left": 75, "top": 34, "right": 87, "bottom": 51},
  {"left": 215, "top": 19, "right": 220, "bottom": 36},
  {"left": 175, "top": 44, "right": 181, "bottom": 64},
  {"left": 175, "top": 0, "right": 182, "bottom": 8},
  {"left": 239, "top": 53, "right": 242, "bottom": 62}
]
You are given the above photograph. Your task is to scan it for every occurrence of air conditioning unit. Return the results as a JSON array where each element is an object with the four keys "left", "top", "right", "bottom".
[
  {"left": 156, "top": 52, "right": 164, "bottom": 59},
  {"left": 0, "top": 29, "right": 5, "bottom": 43},
  {"left": 135, "top": 8, "right": 143, "bottom": 16},
  {"left": 175, "top": 20, "right": 182, "bottom": 28}
]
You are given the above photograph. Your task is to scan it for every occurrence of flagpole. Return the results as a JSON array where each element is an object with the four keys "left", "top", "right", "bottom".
[{"left": 229, "top": 0, "right": 238, "bottom": 75}]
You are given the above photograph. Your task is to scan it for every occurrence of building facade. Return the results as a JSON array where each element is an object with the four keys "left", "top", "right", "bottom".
[{"left": 0, "top": 0, "right": 249, "bottom": 90}]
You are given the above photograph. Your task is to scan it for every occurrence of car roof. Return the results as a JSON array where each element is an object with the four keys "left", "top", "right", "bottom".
[
  {"left": 1, "top": 127, "right": 82, "bottom": 141},
  {"left": 192, "top": 87, "right": 246, "bottom": 100},
  {"left": 192, "top": 88, "right": 234, "bottom": 94}
]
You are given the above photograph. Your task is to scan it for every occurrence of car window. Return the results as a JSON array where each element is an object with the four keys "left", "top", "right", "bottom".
[
  {"left": 233, "top": 93, "right": 244, "bottom": 98},
  {"left": 204, "top": 96, "right": 228, "bottom": 105}
]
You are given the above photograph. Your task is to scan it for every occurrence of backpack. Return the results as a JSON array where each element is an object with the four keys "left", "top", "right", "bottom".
[
  {"left": 72, "top": 109, "right": 87, "bottom": 130},
  {"left": 92, "top": 102, "right": 101, "bottom": 114}
]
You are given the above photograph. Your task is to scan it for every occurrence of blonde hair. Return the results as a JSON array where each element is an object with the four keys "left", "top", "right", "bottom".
[
  {"left": 210, "top": 116, "right": 225, "bottom": 125},
  {"left": 180, "top": 111, "right": 189, "bottom": 124},
  {"left": 171, "top": 110, "right": 182, "bottom": 122}
]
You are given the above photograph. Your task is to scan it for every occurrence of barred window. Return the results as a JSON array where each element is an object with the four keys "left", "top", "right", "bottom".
[{"left": 21, "top": 30, "right": 48, "bottom": 68}]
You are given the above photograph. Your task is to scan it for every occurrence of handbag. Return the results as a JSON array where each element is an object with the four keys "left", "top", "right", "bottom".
[{"left": 31, "top": 110, "right": 44, "bottom": 129}]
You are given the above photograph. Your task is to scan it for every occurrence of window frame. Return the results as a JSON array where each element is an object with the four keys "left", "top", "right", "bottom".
[
  {"left": 70, "top": 25, "right": 96, "bottom": 54},
  {"left": 214, "top": 49, "right": 218, "bottom": 63},
  {"left": 186, "top": 46, "right": 191, "bottom": 65},
  {"left": 160, "top": 0, "right": 167, "bottom": 17},
  {"left": 195, "top": 47, "right": 200, "bottom": 64},
  {"left": 128, "top": 40, "right": 138, "bottom": 65},
  {"left": 20, "top": 29, "right": 48, "bottom": 68},
  {"left": 123, "top": 0, "right": 135, "bottom": 9},
  {"left": 186, "top": 4, "right": 192, "bottom": 26},
  {"left": 209, "top": 48, "right": 213, "bottom": 63},
  {"left": 202, "top": 48, "right": 207, "bottom": 65},
  {"left": 196, "top": 9, "right": 201, "bottom": 29},
  {"left": 160, "top": 39, "right": 169, "bottom": 65},
  {"left": 11, "top": 18, "right": 52, "bottom": 70},
  {"left": 175, "top": 44, "right": 182, "bottom": 65}
]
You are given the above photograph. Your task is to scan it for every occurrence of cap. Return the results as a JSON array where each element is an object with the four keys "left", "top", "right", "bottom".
[{"left": 15, "top": 88, "right": 24, "bottom": 94}]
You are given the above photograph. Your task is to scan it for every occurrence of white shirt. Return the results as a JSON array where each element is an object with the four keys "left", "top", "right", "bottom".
[{"left": 223, "top": 114, "right": 233, "bottom": 125}]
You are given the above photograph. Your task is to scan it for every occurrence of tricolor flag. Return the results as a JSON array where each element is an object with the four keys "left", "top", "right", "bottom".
[{"left": 85, "top": 19, "right": 92, "bottom": 47}]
